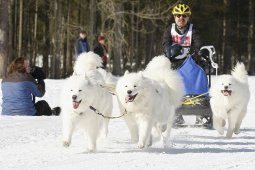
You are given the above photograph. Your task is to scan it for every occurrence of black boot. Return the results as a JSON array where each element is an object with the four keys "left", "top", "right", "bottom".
[{"left": 51, "top": 107, "right": 61, "bottom": 116}]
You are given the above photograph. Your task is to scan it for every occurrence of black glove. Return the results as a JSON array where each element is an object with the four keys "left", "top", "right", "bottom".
[
  {"left": 198, "top": 49, "right": 210, "bottom": 61},
  {"left": 30, "top": 66, "right": 46, "bottom": 80},
  {"left": 37, "top": 79, "right": 45, "bottom": 89},
  {"left": 164, "top": 44, "right": 182, "bottom": 61}
]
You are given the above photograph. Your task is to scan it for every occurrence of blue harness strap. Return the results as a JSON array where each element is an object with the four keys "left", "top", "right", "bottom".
[{"left": 177, "top": 56, "right": 208, "bottom": 95}]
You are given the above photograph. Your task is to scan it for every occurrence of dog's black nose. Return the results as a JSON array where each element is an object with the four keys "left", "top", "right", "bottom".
[
  {"left": 72, "top": 95, "right": 77, "bottom": 100},
  {"left": 127, "top": 90, "right": 132, "bottom": 94},
  {"left": 224, "top": 86, "right": 228, "bottom": 89}
]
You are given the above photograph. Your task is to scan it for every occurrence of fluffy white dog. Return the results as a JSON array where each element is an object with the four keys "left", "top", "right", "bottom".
[
  {"left": 210, "top": 62, "right": 250, "bottom": 138},
  {"left": 116, "top": 56, "right": 184, "bottom": 148},
  {"left": 74, "top": 52, "right": 117, "bottom": 92},
  {"left": 61, "top": 52, "right": 113, "bottom": 152}
]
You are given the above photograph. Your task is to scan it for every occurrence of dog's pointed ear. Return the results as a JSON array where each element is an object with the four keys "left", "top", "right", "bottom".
[{"left": 124, "top": 70, "right": 129, "bottom": 76}]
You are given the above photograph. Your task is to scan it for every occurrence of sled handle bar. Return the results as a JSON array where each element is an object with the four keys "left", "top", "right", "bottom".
[{"left": 200, "top": 46, "right": 218, "bottom": 77}]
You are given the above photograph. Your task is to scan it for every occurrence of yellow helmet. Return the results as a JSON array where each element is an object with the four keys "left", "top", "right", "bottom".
[{"left": 172, "top": 3, "right": 191, "bottom": 15}]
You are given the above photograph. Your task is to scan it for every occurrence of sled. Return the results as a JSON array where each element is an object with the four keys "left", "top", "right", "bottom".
[{"left": 174, "top": 46, "right": 218, "bottom": 129}]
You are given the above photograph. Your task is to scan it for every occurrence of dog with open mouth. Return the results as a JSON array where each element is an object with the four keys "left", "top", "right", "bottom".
[
  {"left": 116, "top": 55, "right": 184, "bottom": 149},
  {"left": 61, "top": 52, "right": 113, "bottom": 152},
  {"left": 210, "top": 62, "right": 250, "bottom": 138}
]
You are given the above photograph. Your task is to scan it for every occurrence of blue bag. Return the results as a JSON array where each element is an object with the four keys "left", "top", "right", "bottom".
[{"left": 177, "top": 56, "right": 208, "bottom": 95}]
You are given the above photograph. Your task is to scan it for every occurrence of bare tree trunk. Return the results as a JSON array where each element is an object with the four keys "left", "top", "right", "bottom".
[
  {"left": 11, "top": 0, "right": 18, "bottom": 61},
  {"left": 247, "top": 0, "right": 254, "bottom": 73},
  {"left": 51, "top": 0, "right": 62, "bottom": 78},
  {"left": 8, "top": 0, "right": 14, "bottom": 62},
  {"left": 89, "top": 0, "right": 97, "bottom": 41},
  {"left": 222, "top": 0, "right": 232, "bottom": 74},
  {"left": 18, "top": 0, "right": 23, "bottom": 58},
  {"left": 43, "top": 0, "right": 50, "bottom": 77},
  {"left": 33, "top": 0, "right": 38, "bottom": 65},
  {"left": 0, "top": 0, "right": 9, "bottom": 77},
  {"left": 63, "top": 0, "right": 72, "bottom": 77},
  {"left": 134, "top": 3, "right": 141, "bottom": 71},
  {"left": 129, "top": 2, "right": 135, "bottom": 71},
  {"left": 112, "top": 3, "right": 122, "bottom": 75},
  {"left": 66, "top": 1, "right": 72, "bottom": 76}
]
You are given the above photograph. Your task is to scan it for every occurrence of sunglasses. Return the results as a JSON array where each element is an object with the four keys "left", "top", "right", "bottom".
[{"left": 175, "top": 14, "right": 189, "bottom": 18}]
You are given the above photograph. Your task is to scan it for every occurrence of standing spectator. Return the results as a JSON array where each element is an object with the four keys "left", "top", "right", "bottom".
[
  {"left": 93, "top": 34, "right": 108, "bottom": 68},
  {"left": 1, "top": 57, "right": 60, "bottom": 116},
  {"left": 75, "top": 30, "right": 90, "bottom": 59}
]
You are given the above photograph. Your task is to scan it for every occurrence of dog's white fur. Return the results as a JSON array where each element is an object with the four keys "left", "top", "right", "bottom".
[
  {"left": 116, "top": 55, "right": 184, "bottom": 148},
  {"left": 210, "top": 62, "right": 250, "bottom": 138},
  {"left": 61, "top": 52, "right": 113, "bottom": 152},
  {"left": 74, "top": 52, "right": 117, "bottom": 92}
]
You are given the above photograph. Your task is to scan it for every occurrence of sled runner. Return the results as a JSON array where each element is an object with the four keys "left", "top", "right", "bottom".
[{"left": 174, "top": 46, "right": 218, "bottom": 128}]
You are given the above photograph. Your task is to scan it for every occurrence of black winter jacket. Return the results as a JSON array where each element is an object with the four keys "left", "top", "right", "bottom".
[
  {"left": 163, "top": 22, "right": 204, "bottom": 52},
  {"left": 163, "top": 22, "right": 205, "bottom": 68}
]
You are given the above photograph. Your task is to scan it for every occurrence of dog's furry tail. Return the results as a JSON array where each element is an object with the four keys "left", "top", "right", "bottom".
[
  {"left": 73, "top": 51, "right": 103, "bottom": 75},
  {"left": 145, "top": 55, "right": 184, "bottom": 108},
  {"left": 231, "top": 62, "right": 248, "bottom": 84}
]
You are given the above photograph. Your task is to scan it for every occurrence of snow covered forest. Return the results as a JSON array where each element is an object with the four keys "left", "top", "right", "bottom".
[{"left": 0, "top": 0, "right": 255, "bottom": 78}]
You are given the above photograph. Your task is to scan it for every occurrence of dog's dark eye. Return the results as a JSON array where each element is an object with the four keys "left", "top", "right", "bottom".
[
  {"left": 70, "top": 89, "right": 73, "bottom": 91},
  {"left": 79, "top": 90, "right": 82, "bottom": 92},
  {"left": 134, "top": 85, "right": 137, "bottom": 88},
  {"left": 125, "top": 85, "right": 127, "bottom": 87},
  {"left": 229, "top": 83, "right": 231, "bottom": 86}
]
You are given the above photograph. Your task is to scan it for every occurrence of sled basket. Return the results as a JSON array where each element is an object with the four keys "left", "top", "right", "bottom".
[{"left": 174, "top": 46, "right": 218, "bottom": 129}]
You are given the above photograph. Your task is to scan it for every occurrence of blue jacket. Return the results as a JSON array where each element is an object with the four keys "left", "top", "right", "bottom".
[
  {"left": 75, "top": 38, "right": 90, "bottom": 59},
  {"left": 1, "top": 72, "right": 45, "bottom": 116}
]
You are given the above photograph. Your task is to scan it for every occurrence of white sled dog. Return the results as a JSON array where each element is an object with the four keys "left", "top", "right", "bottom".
[
  {"left": 116, "top": 56, "right": 184, "bottom": 148},
  {"left": 210, "top": 62, "right": 250, "bottom": 138},
  {"left": 73, "top": 51, "right": 117, "bottom": 93},
  {"left": 61, "top": 52, "right": 114, "bottom": 152}
]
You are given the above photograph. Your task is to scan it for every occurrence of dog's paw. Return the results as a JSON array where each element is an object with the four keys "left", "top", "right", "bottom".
[
  {"left": 63, "top": 141, "right": 70, "bottom": 147},
  {"left": 234, "top": 128, "right": 240, "bottom": 135},
  {"left": 87, "top": 148, "right": 96, "bottom": 153},
  {"left": 137, "top": 142, "right": 145, "bottom": 149},
  {"left": 87, "top": 146, "right": 96, "bottom": 152},
  {"left": 146, "top": 136, "right": 152, "bottom": 147}
]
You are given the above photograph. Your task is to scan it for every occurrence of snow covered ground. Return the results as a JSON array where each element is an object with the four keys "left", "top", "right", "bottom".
[{"left": 0, "top": 77, "right": 255, "bottom": 170}]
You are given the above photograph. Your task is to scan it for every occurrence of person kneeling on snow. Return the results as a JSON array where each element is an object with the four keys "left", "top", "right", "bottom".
[{"left": 1, "top": 57, "right": 60, "bottom": 116}]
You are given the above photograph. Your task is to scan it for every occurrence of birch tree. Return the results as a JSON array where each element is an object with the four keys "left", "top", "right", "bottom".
[{"left": 0, "top": 0, "right": 9, "bottom": 77}]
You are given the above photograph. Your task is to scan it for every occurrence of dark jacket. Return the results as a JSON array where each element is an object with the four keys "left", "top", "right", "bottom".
[
  {"left": 163, "top": 22, "right": 204, "bottom": 68},
  {"left": 163, "top": 22, "right": 204, "bottom": 52},
  {"left": 93, "top": 43, "right": 107, "bottom": 67},
  {"left": 75, "top": 38, "right": 90, "bottom": 59},
  {"left": 1, "top": 72, "right": 45, "bottom": 116}
]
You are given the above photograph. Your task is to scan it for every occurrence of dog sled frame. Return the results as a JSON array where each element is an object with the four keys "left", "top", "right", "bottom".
[{"left": 175, "top": 46, "right": 218, "bottom": 129}]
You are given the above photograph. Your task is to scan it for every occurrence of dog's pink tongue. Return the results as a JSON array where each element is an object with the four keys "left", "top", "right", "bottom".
[
  {"left": 125, "top": 96, "right": 130, "bottom": 103},
  {"left": 223, "top": 91, "right": 230, "bottom": 96},
  {"left": 73, "top": 102, "right": 80, "bottom": 109}
]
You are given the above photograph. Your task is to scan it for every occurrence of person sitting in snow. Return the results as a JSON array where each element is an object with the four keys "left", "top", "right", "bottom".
[{"left": 1, "top": 57, "right": 60, "bottom": 116}]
